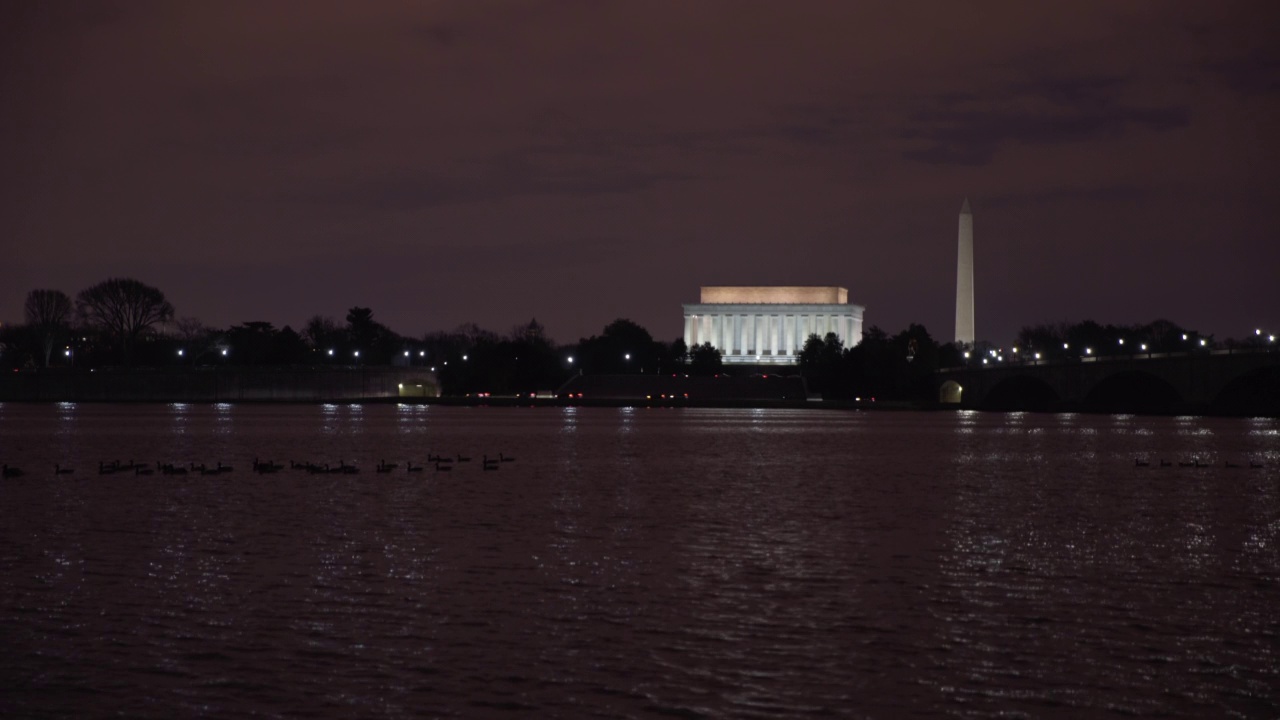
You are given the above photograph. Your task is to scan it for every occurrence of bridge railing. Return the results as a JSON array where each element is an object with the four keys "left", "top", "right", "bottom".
[{"left": 939, "top": 345, "right": 1277, "bottom": 373}]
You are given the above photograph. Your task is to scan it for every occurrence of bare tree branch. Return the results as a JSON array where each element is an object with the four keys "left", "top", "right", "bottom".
[
  {"left": 23, "top": 289, "right": 73, "bottom": 367},
  {"left": 76, "top": 278, "right": 174, "bottom": 365}
]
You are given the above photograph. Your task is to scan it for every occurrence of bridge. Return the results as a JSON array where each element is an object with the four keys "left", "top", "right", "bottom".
[{"left": 937, "top": 348, "right": 1280, "bottom": 414}]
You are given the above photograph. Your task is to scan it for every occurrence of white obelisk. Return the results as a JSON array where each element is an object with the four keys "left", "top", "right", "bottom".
[{"left": 955, "top": 198, "right": 975, "bottom": 345}]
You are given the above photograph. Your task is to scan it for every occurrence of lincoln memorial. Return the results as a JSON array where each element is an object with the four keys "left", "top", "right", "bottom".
[{"left": 682, "top": 286, "right": 866, "bottom": 364}]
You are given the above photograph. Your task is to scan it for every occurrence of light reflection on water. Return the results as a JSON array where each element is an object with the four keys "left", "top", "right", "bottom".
[{"left": 0, "top": 406, "right": 1277, "bottom": 718}]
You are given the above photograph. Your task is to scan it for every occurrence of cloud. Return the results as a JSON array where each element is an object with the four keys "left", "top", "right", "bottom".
[
  {"left": 756, "top": 103, "right": 872, "bottom": 148},
  {"left": 982, "top": 183, "right": 1152, "bottom": 209},
  {"left": 409, "top": 22, "right": 462, "bottom": 48},
  {"left": 283, "top": 151, "right": 694, "bottom": 212},
  {"left": 1203, "top": 52, "right": 1280, "bottom": 96},
  {"left": 899, "top": 74, "right": 1190, "bottom": 166}
]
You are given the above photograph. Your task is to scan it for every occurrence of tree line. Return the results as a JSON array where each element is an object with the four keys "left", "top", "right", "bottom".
[
  {"left": 798, "top": 324, "right": 963, "bottom": 402},
  {"left": 0, "top": 277, "right": 727, "bottom": 396},
  {"left": 4, "top": 277, "right": 1261, "bottom": 401}
]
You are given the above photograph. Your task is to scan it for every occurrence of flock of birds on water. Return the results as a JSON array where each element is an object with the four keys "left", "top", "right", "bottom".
[
  {"left": 2, "top": 452, "right": 517, "bottom": 479},
  {"left": 1135, "top": 457, "right": 1265, "bottom": 469},
  {"left": 3, "top": 454, "right": 1269, "bottom": 479}
]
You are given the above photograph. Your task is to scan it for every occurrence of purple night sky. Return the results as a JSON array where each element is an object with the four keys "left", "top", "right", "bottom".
[{"left": 3, "top": 1, "right": 1278, "bottom": 345}]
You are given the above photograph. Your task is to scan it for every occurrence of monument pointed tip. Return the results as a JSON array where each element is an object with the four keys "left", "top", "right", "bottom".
[{"left": 960, "top": 197, "right": 971, "bottom": 214}]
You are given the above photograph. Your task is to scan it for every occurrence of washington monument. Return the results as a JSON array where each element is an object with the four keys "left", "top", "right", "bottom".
[{"left": 955, "top": 198, "right": 975, "bottom": 344}]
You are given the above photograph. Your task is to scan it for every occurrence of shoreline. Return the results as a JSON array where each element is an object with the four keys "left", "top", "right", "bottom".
[
  {"left": 1, "top": 368, "right": 1273, "bottom": 416},
  {"left": 0, "top": 395, "right": 1273, "bottom": 417}
]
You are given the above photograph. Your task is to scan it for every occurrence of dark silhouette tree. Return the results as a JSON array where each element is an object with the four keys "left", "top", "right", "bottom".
[
  {"left": 344, "top": 306, "right": 401, "bottom": 363},
  {"left": 505, "top": 319, "right": 560, "bottom": 393},
  {"left": 271, "top": 326, "right": 310, "bottom": 365},
  {"left": 889, "top": 324, "right": 942, "bottom": 399},
  {"left": 799, "top": 332, "right": 844, "bottom": 394},
  {"left": 1017, "top": 318, "right": 1194, "bottom": 359},
  {"left": 346, "top": 307, "right": 376, "bottom": 352},
  {"left": 840, "top": 324, "right": 944, "bottom": 401},
  {"left": 453, "top": 322, "right": 498, "bottom": 347},
  {"left": 303, "top": 315, "right": 343, "bottom": 359},
  {"left": 669, "top": 338, "right": 689, "bottom": 367},
  {"left": 688, "top": 342, "right": 723, "bottom": 375},
  {"left": 0, "top": 322, "right": 37, "bottom": 369},
  {"left": 226, "top": 322, "right": 277, "bottom": 365},
  {"left": 24, "top": 289, "right": 73, "bottom": 367},
  {"left": 1016, "top": 322, "right": 1070, "bottom": 357},
  {"left": 173, "top": 317, "right": 223, "bottom": 364},
  {"left": 511, "top": 318, "right": 546, "bottom": 342},
  {"left": 75, "top": 278, "right": 174, "bottom": 365},
  {"left": 578, "top": 318, "right": 660, "bottom": 374},
  {"left": 844, "top": 326, "right": 891, "bottom": 398},
  {"left": 346, "top": 306, "right": 374, "bottom": 329}
]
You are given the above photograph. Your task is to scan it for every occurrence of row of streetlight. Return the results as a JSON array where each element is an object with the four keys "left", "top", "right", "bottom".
[
  {"left": 564, "top": 353, "right": 638, "bottom": 366},
  {"left": 966, "top": 328, "right": 1276, "bottom": 368}
]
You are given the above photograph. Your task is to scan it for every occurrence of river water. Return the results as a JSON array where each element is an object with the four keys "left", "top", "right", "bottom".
[{"left": 1, "top": 404, "right": 1277, "bottom": 718}]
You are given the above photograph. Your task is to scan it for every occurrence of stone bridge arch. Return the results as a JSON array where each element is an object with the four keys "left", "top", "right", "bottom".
[
  {"left": 1082, "top": 370, "right": 1182, "bottom": 413},
  {"left": 936, "top": 350, "right": 1280, "bottom": 414},
  {"left": 939, "top": 379, "right": 963, "bottom": 404},
  {"left": 981, "top": 374, "right": 1060, "bottom": 411},
  {"left": 1211, "top": 366, "right": 1280, "bottom": 415}
]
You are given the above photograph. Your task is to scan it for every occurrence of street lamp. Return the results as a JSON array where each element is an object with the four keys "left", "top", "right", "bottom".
[
  {"left": 177, "top": 349, "right": 185, "bottom": 357},
  {"left": 567, "top": 356, "right": 574, "bottom": 364},
  {"left": 624, "top": 353, "right": 631, "bottom": 361}
]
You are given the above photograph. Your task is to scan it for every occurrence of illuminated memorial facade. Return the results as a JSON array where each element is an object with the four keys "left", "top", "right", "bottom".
[{"left": 682, "top": 286, "right": 865, "bottom": 365}]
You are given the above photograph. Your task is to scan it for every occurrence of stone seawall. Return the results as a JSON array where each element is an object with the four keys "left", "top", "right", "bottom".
[{"left": 0, "top": 368, "right": 439, "bottom": 402}]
